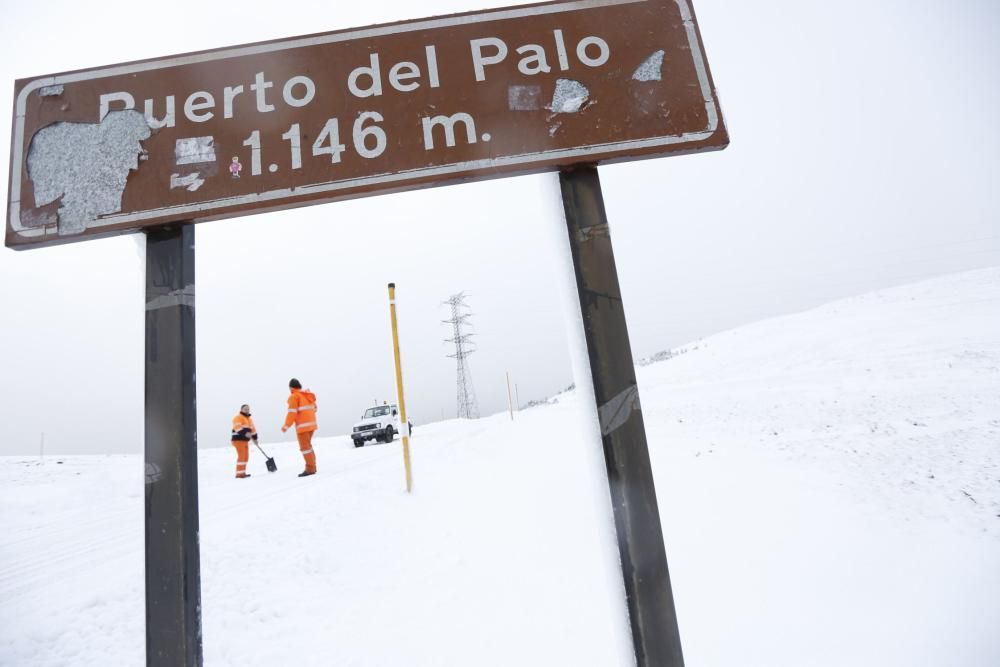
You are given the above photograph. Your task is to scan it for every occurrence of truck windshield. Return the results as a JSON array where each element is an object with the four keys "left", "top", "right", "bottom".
[{"left": 364, "top": 406, "right": 392, "bottom": 418}]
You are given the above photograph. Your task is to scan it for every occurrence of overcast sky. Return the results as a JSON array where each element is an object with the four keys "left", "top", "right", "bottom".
[{"left": 1, "top": 0, "right": 998, "bottom": 455}]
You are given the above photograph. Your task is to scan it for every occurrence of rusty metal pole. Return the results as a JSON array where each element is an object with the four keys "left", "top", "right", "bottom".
[
  {"left": 144, "top": 224, "right": 203, "bottom": 666},
  {"left": 559, "top": 166, "right": 684, "bottom": 667}
]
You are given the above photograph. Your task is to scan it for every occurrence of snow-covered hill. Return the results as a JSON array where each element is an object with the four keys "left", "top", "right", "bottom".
[
  {"left": 2, "top": 268, "right": 998, "bottom": 666},
  {"left": 644, "top": 267, "right": 1000, "bottom": 666},
  {"left": 647, "top": 266, "right": 1000, "bottom": 537}
]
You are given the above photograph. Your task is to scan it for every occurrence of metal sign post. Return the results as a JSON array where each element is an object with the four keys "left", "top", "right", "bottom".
[
  {"left": 560, "top": 166, "right": 683, "bottom": 666},
  {"left": 144, "top": 224, "right": 202, "bottom": 666}
]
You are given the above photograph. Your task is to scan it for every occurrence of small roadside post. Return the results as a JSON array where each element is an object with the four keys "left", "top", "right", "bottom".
[
  {"left": 388, "top": 283, "right": 414, "bottom": 493},
  {"left": 506, "top": 371, "right": 515, "bottom": 421}
]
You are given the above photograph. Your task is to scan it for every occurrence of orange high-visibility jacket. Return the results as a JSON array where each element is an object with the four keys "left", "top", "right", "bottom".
[
  {"left": 231, "top": 413, "right": 257, "bottom": 441},
  {"left": 284, "top": 388, "right": 318, "bottom": 433}
]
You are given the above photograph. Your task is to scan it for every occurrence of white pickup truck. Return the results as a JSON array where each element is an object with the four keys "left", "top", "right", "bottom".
[{"left": 351, "top": 403, "right": 412, "bottom": 447}]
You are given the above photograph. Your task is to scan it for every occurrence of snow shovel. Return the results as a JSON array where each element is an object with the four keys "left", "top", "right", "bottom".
[{"left": 254, "top": 441, "right": 277, "bottom": 472}]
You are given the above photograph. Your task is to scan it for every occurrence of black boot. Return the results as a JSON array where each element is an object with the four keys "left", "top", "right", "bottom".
[{"left": 298, "top": 470, "right": 316, "bottom": 477}]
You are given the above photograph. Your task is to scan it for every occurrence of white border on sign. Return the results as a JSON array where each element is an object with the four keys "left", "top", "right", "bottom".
[{"left": 8, "top": 0, "right": 720, "bottom": 238}]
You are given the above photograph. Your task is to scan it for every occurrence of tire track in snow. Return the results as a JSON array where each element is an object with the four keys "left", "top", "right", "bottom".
[
  {"left": 0, "top": 504, "right": 138, "bottom": 551},
  {"left": 0, "top": 522, "right": 140, "bottom": 602},
  {"left": 0, "top": 444, "right": 401, "bottom": 604}
]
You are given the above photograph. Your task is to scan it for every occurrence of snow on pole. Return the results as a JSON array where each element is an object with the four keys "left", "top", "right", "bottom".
[
  {"left": 557, "top": 167, "right": 685, "bottom": 666},
  {"left": 542, "top": 172, "right": 635, "bottom": 664},
  {"left": 388, "top": 283, "right": 413, "bottom": 493}
]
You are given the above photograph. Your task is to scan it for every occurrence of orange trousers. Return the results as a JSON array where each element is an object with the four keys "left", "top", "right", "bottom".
[
  {"left": 297, "top": 430, "right": 317, "bottom": 473},
  {"left": 232, "top": 440, "right": 249, "bottom": 477}
]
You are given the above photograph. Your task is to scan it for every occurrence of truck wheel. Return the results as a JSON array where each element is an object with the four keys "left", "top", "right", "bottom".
[
  {"left": 384, "top": 427, "right": 394, "bottom": 443},
  {"left": 353, "top": 438, "right": 363, "bottom": 448}
]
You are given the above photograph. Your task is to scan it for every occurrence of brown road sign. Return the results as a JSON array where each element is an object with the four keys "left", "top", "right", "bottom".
[{"left": 6, "top": 0, "right": 728, "bottom": 249}]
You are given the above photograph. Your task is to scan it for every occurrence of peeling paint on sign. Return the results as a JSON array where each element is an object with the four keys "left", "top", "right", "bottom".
[
  {"left": 174, "top": 137, "right": 216, "bottom": 165},
  {"left": 19, "top": 205, "right": 58, "bottom": 228},
  {"left": 547, "top": 79, "right": 590, "bottom": 113},
  {"left": 508, "top": 85, "right": 542, "bottom": 111},
  {"left": 170, "top": 173, "right": 205, "bottom": 192},
  {"left": 7, "top": 0, "right": 729, "bottom": 249},
  {"left": 26, "top": 110, "right": 151, "bottom": 235},
  {"left": 632, "top": 50, "right": 665, "bottom": 81}
]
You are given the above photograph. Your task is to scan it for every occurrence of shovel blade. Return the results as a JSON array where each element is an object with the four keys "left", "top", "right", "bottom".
[{"left": 265, "top": 458, "right": 277, "bottom": 473}]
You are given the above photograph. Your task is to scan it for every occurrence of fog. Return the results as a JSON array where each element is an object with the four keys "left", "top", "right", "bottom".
[{"left": 1, "top": 0, "right": 998, "bottom": 454}]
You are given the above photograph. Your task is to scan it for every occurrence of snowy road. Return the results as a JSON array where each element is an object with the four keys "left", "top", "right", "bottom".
[{"left": 1, "top": 415, "right": 635, "bottom": 667}]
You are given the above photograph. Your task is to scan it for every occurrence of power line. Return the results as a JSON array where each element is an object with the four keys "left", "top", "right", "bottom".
[{"left": 443, "top": 292, "right": 479, "bottom": 419}]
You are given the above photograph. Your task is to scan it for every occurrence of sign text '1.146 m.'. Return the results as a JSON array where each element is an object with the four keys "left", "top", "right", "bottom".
[{"left": 7, "top": 0, "right": 728, "bottom": 249}]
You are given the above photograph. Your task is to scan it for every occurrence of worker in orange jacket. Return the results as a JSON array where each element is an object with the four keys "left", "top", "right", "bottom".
[
  {"left": 231, "top": 404, "right": 258, "bottom": 479},
  {"left": 282, "top": 378, "right": 318, "bottom": 477}
]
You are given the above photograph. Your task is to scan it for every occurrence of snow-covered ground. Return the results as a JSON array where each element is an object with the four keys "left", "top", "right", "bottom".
[
  {"left": 2, "top": 267, "right": 998, "bottom": 666},
  {"left": 645, "top": 267, "right": 1000, "bottom": 666}
]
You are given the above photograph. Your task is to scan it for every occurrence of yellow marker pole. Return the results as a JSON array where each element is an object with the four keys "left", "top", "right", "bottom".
[{"left": 388, "top": 283, "right": 413, "bottom": 493}]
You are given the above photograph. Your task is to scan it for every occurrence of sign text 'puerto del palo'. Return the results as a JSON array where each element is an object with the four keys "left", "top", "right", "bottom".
[{"left": 6, "top": 0, "right": 727, "bottom": 249}]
